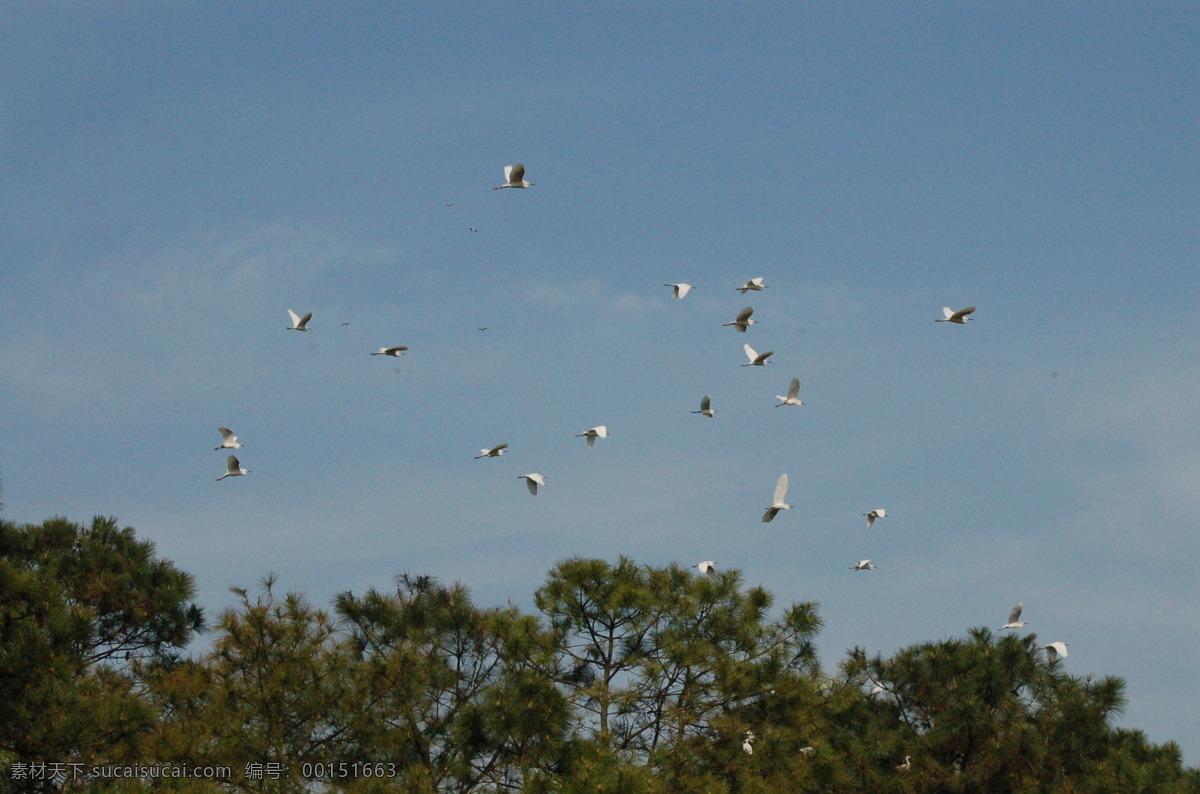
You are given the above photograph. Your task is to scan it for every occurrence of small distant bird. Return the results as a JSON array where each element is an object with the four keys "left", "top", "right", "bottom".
[
  {"left": 371, "top": 346, "right": 408, "bottom": 357},
  {"left": 214, "top": 427, "right": 241, "bottom": 451},
  {"left": 665, "top": 283, "right": 694, "bottom": 299},
  {"left": 475, "top": 443, "right": 509, "bottom": 460},
  {"left": 477, "top": 327, "right": 489, "bottom": 332},
  {"left": 694, "top": 560, "right": 718, "bottom": 576},
  {"left": 863, "top": 508, "right": 886, "bottom": 528},
  {"left": 1000, "top": 603, "right": 1028, "bottom": 630},
  {"left": 799, "top": 747, "right": 815, "bottom": 756},
  {"left": 287, "top": 310, "right": 312, "bottom": 331},
  {"left": 468, "top": 227, "right": 479, "bottom": 233},
  {"left": 1044, "top": 641, "right": 1069, "bottom": 662},
  {"left": 742, "top": 344, "right": 773, "bottom": 367},
  {"left": 762, "top": 474, "right": 790, "bottom": 523},
  {"left": 493, "top": 163, "right": 533, "bottom": 189},
  {"left": 936, "top": 306, "right": 976, "bottom": 324},
  {"left": 897, "top": 756, "right": 912, "bottom": 771},
  {"left": 775, "top": 377, "right": 805, "bottom": 407},
  {"left": 217, "top": 455, "right": 249, "bottom": 481},
  {"left": 851, "top": 560, "right": 877, "bottom": 571},
  {"left": 444, "top": 202, "right": 455, "bottom": 207},
  {"left": 340, "top": 322, "right": 350, "bottom": 326},
  {"left": 742, "top": 731, "right": 756, "bottom": 755},
  {"left": 736, "top": 277, "right": 767, "bottom": 294},
  {"left": 518, "top": 473, "right": 546, "bottom": 495},
  {"left": 692, "top": 395, "right": 716, "bottom": 417},
  {"left": 576, "top": 426, "right": 608, "bottom": 449},
  {"left": 723, "top": 306, "right": 757, "bottom": 332}
]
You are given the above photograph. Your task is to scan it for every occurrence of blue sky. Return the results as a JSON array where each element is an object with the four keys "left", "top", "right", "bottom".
[{"left": 2, "top": 2, "right": 1197, "bottom": 762}]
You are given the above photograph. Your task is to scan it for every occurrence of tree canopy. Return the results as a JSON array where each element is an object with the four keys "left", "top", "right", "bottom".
[{"left": 1, "top": 518, "right": 1196, "bottom": 792}]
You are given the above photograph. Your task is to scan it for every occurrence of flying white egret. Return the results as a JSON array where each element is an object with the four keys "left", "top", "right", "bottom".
[
  {"left": 468, "top": 227, "right": 479, "bottom": 233},
  {"left": 897, "top": 756, "right": 912, "bottom": 771},
  {"left": 287, "top": 310, "right": 312, "bottom": 331},
  {"left": 665, "top": 283, "right": 694, "bottom": 299},
  {"left": 774, "top": 377, "right": 804, "bottom": 407},
  {"left": 518, "top": 473, "right": 546, "bottom": 495},
  {"left": 736, "top": 277, "right": 767, "bottom": 294},
  {"left": 935, "top": 306, "right": 976, "bottom": 324},
  {"left": 762, "top": 474, "right": 790, "bottom": 523},
  {"left": 692, "top": 395, "right": 716, "bottom": 418},
  {"left": 799, "top": 747, "right": 815, "bottom": 756},
  {"left": 214, "top": 427, "right": 242, "bottom": 451},
  {"left": 475, "top": 443, "right": 509, "bottom": 460},
  {"left": 742, "top": 344, "right": 773, "bottom": 367},
  {"left": 694, "top": 560, "right": 718, "bottom": 576},
  {"left": 371, "top": 346, "right": 408, "bottom": 357},
  {"left": 863, "top": 508, "right": 886, "bottom": 528},
  {"left": 493, "top": 163, "right": 533, "bottom": 189},
  {"left": 576, "top": 426, "right": 608, "bottom": 449},
  {"left": 1044, "top": 641, "right": 1069, "bottom": 662},
  {"left": 1000, "top": 603, "right": 1028, "bottom": 630},
  {"left": 723, "top": 306, "right": 757, "bottom": 332},
  {"left": 216, "top": 455, "right": 249, "bottom": 481},
  {"left": 850, "top": 560, "right": 877, "bottom": 571}
]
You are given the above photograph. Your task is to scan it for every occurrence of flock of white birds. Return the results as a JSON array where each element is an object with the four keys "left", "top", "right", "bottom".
[{"left": 210, "top": 165, "right": 1070, "bottom": 766}]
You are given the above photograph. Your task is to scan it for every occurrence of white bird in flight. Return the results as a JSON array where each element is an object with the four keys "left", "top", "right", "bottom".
[
  {"left": 742, "top": 344, "right": 773, "bottom": 367},
  {"left": 736, "top": 277, "right": 767, "bottom": 295},
  {"left": 518, "top": 473, "right": 546, "bottom": 495},
  {"left": 665, "top": 283, "right": 694, "bottom": 299},
  {"left": 216, "top": 455, "right": 249, "bottom": 481},
  {"left": 692, "top": 395, "right": 716, "bottom": 418},
  {"left": 850, "top": 560, "right": 877, "bottom": 571},
  {"left": 475, "top": 443, "right": 509, "bottom": 460},
  {"left": 576, "top": 426, "right": 608, "bottom": 448},
  {"left": 214, "top": 427, "right": 242, "bottom": 450},
  {"left": 936, "top": 306, "right": 976, "bottom": 324},
  {"left": 723, "top": 306, "right": 757, "bottom": 332},
  {"left": 493, "top": 163, "right": 533, "bottom": 189},
  {"left": 1000, "top": 603, "right": 1028, "bottom": 630},
  {"left": 774, "top": 377, "right": 805, "bottom": 407},
  {"left": 761, "top": 474, "right": 790, "bottom": 523},
  {"left": 371, "top": 346, "right": 408, "bottom": 357},
  {"left": 863, "top": 508, "right": 886, "bottom": 528},
  {"left": 287, "top": 310, "right": 312, "bottom": 331},
  {"left": 1044, "top": 641, "right": 1069, "bottom": 662},
  {"left": 694, "top": 560, "right": 718, "bottom": 576}
]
